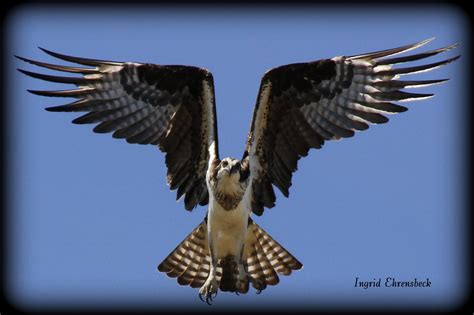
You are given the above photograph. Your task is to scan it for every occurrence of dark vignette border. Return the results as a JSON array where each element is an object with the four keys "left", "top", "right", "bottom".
[{"left": 1, "top": 1, "right": 472, "bottom": 314}]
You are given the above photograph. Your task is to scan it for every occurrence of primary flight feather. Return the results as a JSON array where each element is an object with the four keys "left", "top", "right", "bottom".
[{"left": 17, "top": 38, "right": 458, "bottom": 304}]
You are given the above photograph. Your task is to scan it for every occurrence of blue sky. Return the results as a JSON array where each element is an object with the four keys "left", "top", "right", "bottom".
[{"left": 5, "top": 4, "right": 469, "bottom": 312}]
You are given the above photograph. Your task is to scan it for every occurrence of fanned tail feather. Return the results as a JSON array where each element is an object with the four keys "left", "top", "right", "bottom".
[
  {"left": 158, "top": 220, "right": 213, "bottom": 289},
  {"left": 244, "top": 219, "right": 303, "bottom": 292},
  {"left": 157, "top": 218, "right": 302, "bottom": 295}
]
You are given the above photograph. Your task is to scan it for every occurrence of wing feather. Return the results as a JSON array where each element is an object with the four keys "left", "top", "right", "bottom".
[
  {"left": 244, "top": 39, "right": 458, "bottom": 215},
  {"left": 18, "top": 49, "right": 219, "bottom": 210}
]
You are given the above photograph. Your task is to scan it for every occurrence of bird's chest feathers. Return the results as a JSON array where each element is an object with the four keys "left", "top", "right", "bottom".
[
  {"left": 208, "top": 199, "right": 249, "bottom": 258},
  {"left": 212, "top": 175, "right": 246, "bottom": 211}
]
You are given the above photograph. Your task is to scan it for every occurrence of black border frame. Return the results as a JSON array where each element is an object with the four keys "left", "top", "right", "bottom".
[{"left": 1, "top": 1, "right": 472, "bottom": 314}]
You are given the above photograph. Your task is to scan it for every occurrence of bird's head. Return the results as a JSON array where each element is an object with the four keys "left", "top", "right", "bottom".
[
  {"left": 213, "top": 157, "right": 250, "bottom": 191},
  {"left": 217, "top": 157, "right": 242, "bottom": 178},
  {"left": 209, "top": 157, "right": 250, "bottom": 209}
]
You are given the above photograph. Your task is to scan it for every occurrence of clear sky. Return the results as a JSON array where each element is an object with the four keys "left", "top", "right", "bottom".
[{"left": 5, "top": 3, "right": 469, "bottom": 312}]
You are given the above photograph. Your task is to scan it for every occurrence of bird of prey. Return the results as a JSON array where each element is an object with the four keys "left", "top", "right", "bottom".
[{"left": 17, "top": 38, "right": 458, "bottom": 304}]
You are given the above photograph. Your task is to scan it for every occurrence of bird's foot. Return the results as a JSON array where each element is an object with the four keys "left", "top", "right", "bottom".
[
  {"left": 198, "top": 276, "right": 219, "bottom": 305},
  {"left": 250, "top": 277, "right": 267, "bottom": 294},
  {"left": 235, "top": 265, "right": 250, "bottom": 294},
  {"left": 235, "top": 277, "right": 249, "bottom": 294}
]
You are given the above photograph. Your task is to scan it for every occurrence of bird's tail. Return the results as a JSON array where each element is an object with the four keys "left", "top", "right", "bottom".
[
  {"left": 242, "top": 219, "right": 303, "bottom": 292},
  {"left": 218, "top": 219, "right": 304, "bottom": 293},
  {"left": 157, "top": 218, "right": 303, "bottom": 294},
  {"left": 157, "top": 220, "right": 213, "bottom": 289}
]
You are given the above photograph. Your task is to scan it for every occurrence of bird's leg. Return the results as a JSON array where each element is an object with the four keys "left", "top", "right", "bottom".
[
  {"left": 199, "top": 240, "right": 219, "bottom": 304},
  {"left": 198, "top": 265, "right": 219, "bottom": 304},
  {"left": 249, "top": 274, "right": 266, "bottom": 294},
  {"left": 235, "top": 262, "right": 249, "bottom": 294},
  {"left": 235, "top": 244, "right": 250, "bottom": 294}
]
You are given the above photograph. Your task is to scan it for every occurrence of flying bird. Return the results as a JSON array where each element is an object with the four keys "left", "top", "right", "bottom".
[{"left": 17, "top": 38, "right": 458, "bottom": 304}]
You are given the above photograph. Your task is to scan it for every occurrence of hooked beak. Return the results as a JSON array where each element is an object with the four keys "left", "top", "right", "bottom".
[{"left": 230, "top": 164, "right": 240, "bottom": 174}]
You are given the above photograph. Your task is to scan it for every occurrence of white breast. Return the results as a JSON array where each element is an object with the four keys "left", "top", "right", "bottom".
[{"left": 207, "top": 186, "right": 252, "bottom": 259}]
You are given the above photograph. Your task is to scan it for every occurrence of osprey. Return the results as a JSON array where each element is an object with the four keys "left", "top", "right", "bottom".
[{"left": 17, "top": 38, "right": 458, "bottom": 304}]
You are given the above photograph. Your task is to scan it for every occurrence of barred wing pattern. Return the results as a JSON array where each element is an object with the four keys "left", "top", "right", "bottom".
[
  {"left": 17, "top": 49, "right": 219, "bottom": 210},
  {"left": 245, "top": 38, "right": 459, "bottom": 216}
]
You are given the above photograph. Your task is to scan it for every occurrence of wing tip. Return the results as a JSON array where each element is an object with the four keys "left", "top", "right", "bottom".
[
  {"left": 15, "top": 55, "right": 29, "bottom": 63},
  {"left": 72, "top": 116, "right": 90, "bottom": 124},
  {"left": 36, "top": 46, "right": 123, "bottom": 66},
  {"left": 347, "top": 37, "right": 459, "bottom": 61},
  {"left": 44, "top": 106, "right": 64, "bottom": 112},
  {"left": 17, "top": 68, "right": 29, "bottom": 75},
  {"left": 409, "top": 37, "right": 435, "bottom": 50},
  {"left": 17, "top": 68, "right": 44, "bottom": 80},
  {"left": 422, "top": 37, "right": 436, "bottom": 45},
  {"left": 443, "top": 42, "right": 460, "bottom": 51},
  {"left": 26, "top": 89, "right": 44, "bottom": 96},
  {"left": 398, "top": 93, "right": 435, "bottom": 103},
  {"left": 450, "top": 55, "right": 462, "bottom": 62},
  {"left": 435, "top": 78, "right": 450, "bottom": 83},
  {"left": 38, "top": 46, "right": 59, "bottom": 57}
]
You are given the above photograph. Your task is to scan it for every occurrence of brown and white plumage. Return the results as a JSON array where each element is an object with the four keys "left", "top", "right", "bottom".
[
  {"left": 17, "top": 49, "right": 219, "bottom": 210},
  {"left": 17, "top": 38, "right": 458, "bottom": 303},
  {"left": 158, "top": 219, "right": 214, "bottom": 289},
  {"left": 158, "top": 218, "right": 302, "bottom": 295},
  {"left": 244, "top": 38, "right": 458, "bottom": 216}
]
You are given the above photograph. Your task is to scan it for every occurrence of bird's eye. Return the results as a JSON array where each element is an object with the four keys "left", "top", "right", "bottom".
[{"left": 222, "top": 160, "right": 228, "bottom": 167}]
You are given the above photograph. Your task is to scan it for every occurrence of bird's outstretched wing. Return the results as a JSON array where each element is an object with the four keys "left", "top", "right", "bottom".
[
  {"left": 17, "top": 49, "right": 219, "bottom": 210},
  {"left": 244, "top": 38, "right": 459, "bottom": 216}
]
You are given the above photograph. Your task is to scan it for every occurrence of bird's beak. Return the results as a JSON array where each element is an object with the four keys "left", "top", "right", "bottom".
[{"left": 230, "top": 164, "right": 240, "bottom": 174}]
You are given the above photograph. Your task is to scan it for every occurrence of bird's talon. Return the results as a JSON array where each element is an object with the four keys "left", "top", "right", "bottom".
[{"left": 199, "top": 277, "right": 218, "bottom": 305}]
